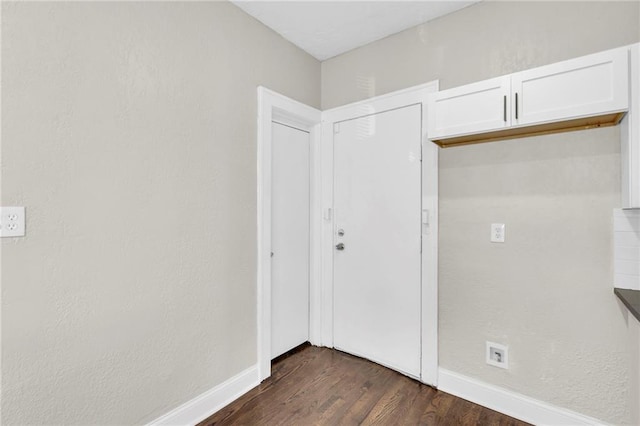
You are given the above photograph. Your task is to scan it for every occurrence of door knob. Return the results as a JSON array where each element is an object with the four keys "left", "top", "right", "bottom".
[{"left": 335, "top": 243, "right": 345, "bottom": 251}]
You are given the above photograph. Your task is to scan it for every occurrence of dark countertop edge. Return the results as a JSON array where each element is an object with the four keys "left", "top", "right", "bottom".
[{"left": 614, "top": 287, "right": 640, "bottom": 323}]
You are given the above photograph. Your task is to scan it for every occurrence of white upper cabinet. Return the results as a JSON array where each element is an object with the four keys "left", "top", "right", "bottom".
[
  {"left": 427, "top": 76, "right": 511, "bottom": 139},
  {"left": 512, "top": 48, "right": 629, "bottom": 127},
  {"left": 428, "top": 46, "right": 630, "bottom": 147}
]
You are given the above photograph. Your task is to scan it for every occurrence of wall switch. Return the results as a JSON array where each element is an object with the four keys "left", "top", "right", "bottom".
[
  {"left": 491, "top": 223, "right": 505, "bottom": 243},
  {"left": 486, "top": 341, "right": 509, "bottom": 369},
  {"left": 0, "top": 207, "right": 26, "bottom": 237}
]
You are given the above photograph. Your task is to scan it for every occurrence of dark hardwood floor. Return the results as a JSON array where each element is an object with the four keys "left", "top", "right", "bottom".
[{"left": 199, "top": 344, "right": 530, "bottom": 425}]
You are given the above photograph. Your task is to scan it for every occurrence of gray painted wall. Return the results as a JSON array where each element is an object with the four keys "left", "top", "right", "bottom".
[
  {"left": 3, "top": 1, "right": 640, "bottom": 424},
  {"left": 1, "top": 2, "right": 319, "bottom": 424},
  {"left": 322, "top": 1, "right": 640, "bottom": 424}
]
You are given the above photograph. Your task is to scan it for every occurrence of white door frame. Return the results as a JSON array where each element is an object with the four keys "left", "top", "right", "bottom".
[
  {"left": 319, "top": 81, "right": 440, "bottom": 386},
  {"left": 257, "top": 87, "right": 321, "bottom": 381}
]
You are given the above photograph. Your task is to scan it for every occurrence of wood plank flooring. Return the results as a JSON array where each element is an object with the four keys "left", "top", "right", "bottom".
[{"left": 199, "top": 344, "right": 530, "bottom": 425}]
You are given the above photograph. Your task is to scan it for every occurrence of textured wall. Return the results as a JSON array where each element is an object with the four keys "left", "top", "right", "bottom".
[
  {"left": 322, "top": 1, "right": 640, "bottom": 109},
  {"left": 321, "top": 1, "right": 640, "bottom": 424},
  {"left": 439, "top": 128, "right": 632, "bottom": 423},
  {"left": 1, "top": 2, "right": 319, "bottom": 424}
]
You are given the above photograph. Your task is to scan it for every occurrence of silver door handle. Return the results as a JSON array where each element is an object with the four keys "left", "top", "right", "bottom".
[{"left": 335, "top": 243, "right": 345, "bottom": 251}]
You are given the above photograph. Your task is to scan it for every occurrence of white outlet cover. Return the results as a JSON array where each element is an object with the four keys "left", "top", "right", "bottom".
[
  {"left": 0, "top": 207, "right": 26, "bottom": 237},
  {"left": 491, "top": 223, "right": 505, "bottom": 243},
  {"left": 486, "top": 341, "right": 509, "bottom": 369}
]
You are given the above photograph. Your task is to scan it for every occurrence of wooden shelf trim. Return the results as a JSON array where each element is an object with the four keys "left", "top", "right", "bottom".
[{"left": 433, "top": 112, "right": 626, "bottom": 148}]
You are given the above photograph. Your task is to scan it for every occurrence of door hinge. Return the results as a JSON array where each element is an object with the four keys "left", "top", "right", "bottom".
[{"left": 334, "top": 123, "right": 341, "bottom": 134}]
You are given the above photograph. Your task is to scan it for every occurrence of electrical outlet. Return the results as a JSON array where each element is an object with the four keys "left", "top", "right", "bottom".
[
  {"left": 0, "top": 207, "right": 26, "bottom": 237},
  {"left": 486, "top": 341, "right": 508, "bottom": 369},
  {"left": 491, "top": 223, "right": 505, "bottom": 243}
]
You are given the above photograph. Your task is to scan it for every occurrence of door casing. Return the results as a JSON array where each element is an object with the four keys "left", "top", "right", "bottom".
[
  {"left": 320, "top": 81, "right": 440, "bottom": 386},
  {"left": 257, "top": 82, "right": 439, "bottom": 386},
  {"left": 257, "top": 87, "right": 321, "bottom": 381}
]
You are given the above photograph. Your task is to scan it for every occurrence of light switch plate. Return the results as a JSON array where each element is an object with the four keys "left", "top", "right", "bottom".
[
  {"left": 0, "top": 207, "right": 26, "bottom": 237},
  {"left": 491, "top": 223, "right": 505, "bottom": 243}
]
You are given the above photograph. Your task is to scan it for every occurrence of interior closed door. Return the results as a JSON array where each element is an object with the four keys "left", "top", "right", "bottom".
[
  {"left": 271, "top": 121, "right": 310, "bottom": 359},
  {"left": 333, "top": 104, "right": 422, "bottom": 378}
]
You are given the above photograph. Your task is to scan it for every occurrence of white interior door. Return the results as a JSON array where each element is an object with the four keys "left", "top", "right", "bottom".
[
  {"left": 271, "top": 121, "right": 310, "bottom": 359},
  {"left": 333, "top": 104, "right": 422, "bottom": 378}
]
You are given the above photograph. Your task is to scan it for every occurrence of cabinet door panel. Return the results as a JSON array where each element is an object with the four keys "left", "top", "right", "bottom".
[
  {"left": 513, "top": 48, "right": 629, "bottom": 126},
  {"left": 427, "top": 76, "right": 511, "bottom": 139}
]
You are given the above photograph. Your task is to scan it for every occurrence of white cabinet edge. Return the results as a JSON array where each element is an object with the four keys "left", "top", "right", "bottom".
[{"left": 621, "top": 43, "right": 640, "bottom": 208}]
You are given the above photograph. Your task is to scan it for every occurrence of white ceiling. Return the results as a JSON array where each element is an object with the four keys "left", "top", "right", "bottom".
[{"left": 232, "top": 1, "right": 480, "bottom": 61}]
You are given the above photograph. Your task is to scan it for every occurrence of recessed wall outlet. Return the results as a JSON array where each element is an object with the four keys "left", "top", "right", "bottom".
[
  {"left": 491, "top": 223, "right": 505, "bottom": 243},
  {"left": 486, "top": 341, "right": 509, "bottom": 369},
  {"left": 0, "top": 207, "right": 26, "bottom": 237}
]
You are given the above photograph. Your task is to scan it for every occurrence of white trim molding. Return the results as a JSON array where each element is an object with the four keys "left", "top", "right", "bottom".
[
  {"left": 257, "top": 87, "right": 322, "bottom": 381},
  {"left": 149, "top": 365, "right": 259, "bottom": 426},
  {"left": 320, "top": 81, "right": 440, "bottom": 386},
  {"left": 438, "top": 368, "right": 607, "bottom": 426}
]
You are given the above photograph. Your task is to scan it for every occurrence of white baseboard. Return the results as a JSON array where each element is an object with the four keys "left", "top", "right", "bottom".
[
  {"left": 150, "top": 364, "right": 259, "bottom": 426},
  {"left": 438, "top": 368, "right": 606, "bottom": 426}
]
